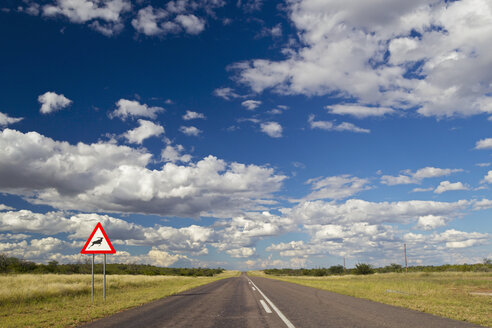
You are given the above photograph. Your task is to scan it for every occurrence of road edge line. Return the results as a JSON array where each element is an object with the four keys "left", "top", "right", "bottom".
[{"left": 247, "top": 278, "right": 296, "bottom": 328}]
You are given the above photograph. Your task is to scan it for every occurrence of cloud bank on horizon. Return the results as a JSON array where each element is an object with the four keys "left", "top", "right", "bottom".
[{"left": 0, "top": 0, "right": 491, "bottom": 269}]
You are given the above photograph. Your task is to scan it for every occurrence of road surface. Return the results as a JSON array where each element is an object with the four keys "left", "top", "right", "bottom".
[{"left": 80, "top": 273, "right": 483, "bottom": 328}]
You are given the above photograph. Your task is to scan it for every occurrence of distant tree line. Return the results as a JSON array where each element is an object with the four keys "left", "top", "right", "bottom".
[
  {"left": 0, "top": 254, "right": 224, "bottom": 276},
  {"left": 264, "top": 259, "right": 492, "bottom": 276}
]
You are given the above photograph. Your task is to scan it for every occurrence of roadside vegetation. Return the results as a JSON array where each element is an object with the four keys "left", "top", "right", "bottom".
[
  {"left": 251, "top": 270, "right": 492, "bottom": 327},
  {"left": 263, "top": 260, "right": 492, "bottom": 276},
  {"left": 0, "top": 270, "right": 240, "bottom": 328},
  {"left": 0, "top": 254, "right": 223, "bottom": 276}
]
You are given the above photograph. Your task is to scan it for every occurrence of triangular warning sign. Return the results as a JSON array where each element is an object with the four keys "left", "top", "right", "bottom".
[{"left": 81, "top": 223, "right": 116, "bottom": 254}]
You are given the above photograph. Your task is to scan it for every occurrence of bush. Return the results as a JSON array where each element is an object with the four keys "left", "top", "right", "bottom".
[
  {"left": 263, "top": 261, "right": 490, "bottom": 276},
  {"left": 329, "top": 265, "right": 345, "bottom": 274},
  {"left": 378, "top": 263, "right": 402, "bottom": 273},
  {"left": 355, "top": 263, "right": 374, "bottom": 275},
  {"left": 0, "top": 254, "right": 8, "bottom": 273},
  {"left": 0, "top": 253, "right": 223, "bottom": 276}
]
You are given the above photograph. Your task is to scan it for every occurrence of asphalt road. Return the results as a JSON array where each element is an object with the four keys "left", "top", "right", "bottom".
[{"left": 80, "top": 273, "right": 483, "bottom": 328}]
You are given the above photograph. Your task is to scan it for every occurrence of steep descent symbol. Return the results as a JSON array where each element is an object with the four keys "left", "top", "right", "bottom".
[{"left": 81, "top": 223, "right": 116, "bottom": 254}]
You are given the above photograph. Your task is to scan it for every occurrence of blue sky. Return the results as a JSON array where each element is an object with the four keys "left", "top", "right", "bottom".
[{"left": 0, "top": 0, "right": 491, "bottom": 270}]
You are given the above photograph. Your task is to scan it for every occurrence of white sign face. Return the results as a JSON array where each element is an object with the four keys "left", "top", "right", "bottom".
[
  {"left": 86, "top": 228, "right": 112, "bottom": 251},
  {"left": 81, "top": 223, "right": 116, "bottom": 254}
]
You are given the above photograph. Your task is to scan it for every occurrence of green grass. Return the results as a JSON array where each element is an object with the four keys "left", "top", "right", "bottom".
[
  {"left": 249, "top": 271, "right": 492, "bottom": 327},
  {"left": 0, "top": 271, "right": 240, "bottom": 328}
]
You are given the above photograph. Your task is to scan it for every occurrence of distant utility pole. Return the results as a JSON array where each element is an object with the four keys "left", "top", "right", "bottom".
[
  {"left": 343, "top": 257, "right": 346, "bottom": 272},
  {"left": 404, "top": 243, "right": 408, "bottom": 273}
]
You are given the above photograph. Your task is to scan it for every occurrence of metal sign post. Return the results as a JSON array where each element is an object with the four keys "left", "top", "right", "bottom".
[
  {"left": 103, "top": 254, "right": 106, "bottom": 301},
  {"left": 81, "top": 223, "right": 116, "bottom": 303},
  {"left": 91, "top": 254, "right": 94, "bottom": 303}
]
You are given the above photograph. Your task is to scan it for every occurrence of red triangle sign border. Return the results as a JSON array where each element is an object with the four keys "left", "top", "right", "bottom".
[{"left": 81, "top": 222, "right": 116, "bottom": 254}]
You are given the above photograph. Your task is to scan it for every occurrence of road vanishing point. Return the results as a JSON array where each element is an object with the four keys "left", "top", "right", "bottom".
[{"left": 80, "top": 273, "right": 483, "bottom": 328}]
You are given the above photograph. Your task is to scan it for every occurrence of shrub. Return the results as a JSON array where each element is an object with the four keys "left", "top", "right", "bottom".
[
  {"left": 0, "top": 253, "right": 223, "bottom": 276},
  {"left": 355, "top": 263, "right": 374, "bottom": 275},
  {"left": 329, "top": 265, "right": 345, "bottom": 274},
  {"left": 379, "top": 263, "right": 402, "bottom": 273},
  {"left": 0, "top": 253, "right": 7, "bottom": 273}
]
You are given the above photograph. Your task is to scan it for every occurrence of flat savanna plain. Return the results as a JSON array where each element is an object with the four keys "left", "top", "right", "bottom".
[
  {"left": 2, "top": 271, "right": 490, "bottom": 328},
  {"left": 0, "top": 271, "right": 240, "bottom": 328},
  {"left": 250, "top": 271, "right": 492, "bottom": 327}
]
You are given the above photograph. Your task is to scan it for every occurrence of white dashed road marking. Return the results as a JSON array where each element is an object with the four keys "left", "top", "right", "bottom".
[
  {"left": 247, "top": 278, "right": 296, "bottom": 328},
  {"left": 260, "top": 300, "right": 272, "bottom": 313}
]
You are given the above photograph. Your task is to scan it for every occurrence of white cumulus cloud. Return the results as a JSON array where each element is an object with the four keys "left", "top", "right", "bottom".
[
  {"left": 284, "top": 198, "right": 470, "bottom": 226},
  {"left": 42, "top": 0, "right": 131, "bottom": 23},
  {"left": 42, "top": 0, "right": 131, "bottom": 36},
  {"left": 381, "top": 167, "right": 463, "bottom": 185},
  {"left": 405, "top": 229, "right": 489, "bottom": 249},
  {"left": 179, "top": 126, "right": 202, "bottom": 136},
  {"left": 147, "top": 249, "right": 185, "bottom": 267},
  {"left": 233, "top": 0, "right": 492, "bottom": 118},
  {"left": 415, "top": 215, "right": 447, "bottom": 231},
  {"left": 475, "top": 138, "right": 492, "bottom": 150},
  {"left": 131, "top": 4, "right": 212, "bottom": 36},
  {"left": 212, "top": 212, "right": 295, "bottom": 254},
  {"left": 241, "top": 100, "right": 262, "bottom": 110},
  {"left": 213, "top": 87, "right": 242, "bottom": 100},
  {"left": 123, "top": 119, "right": 164, "bottom": 144},
  {"left": 411, "top": 187, "right": 434, "bottom": 193},
  {"left": 0, "top": 204, "right": 14, "bottom": 211},
  {"left": 131, "top": 6, "right": 168, "bottom": 36},
  {"left": 182, "top": 110, "right": 205, "bottom": 120},
  {"left": 297, "top": 175, "right": 371, "bottom": 201},
  {"left": 0, "top": 129, "right": 286, "bottom": 218},
  {"left": 260, "top": 121, "right": 282, "bottom": 138},
  {"left": 326, "top": 104, "right": 395, "bottom": 118},
  {"left": 0, "top": 112, "right": 23, "bottom": 126},
  {"left": 38, "top": 91, "right": 72, "bottom": 114},
  {"left": 226, "top": 247, "right": 256, "bottom": 258},
  {"left": 308, "top": 115, "right": 369, "bottom": 133},
  {"left": 434, "top": 181, "right": 469, "bottom": 194},
  {"left": 175, "top": 14, "right": 205, "bottom": 34},
  {"left": 161, "top": 144, "right": 191, "bottom": 163},
  {"left": 481, "top": 171, "right": 492, "bottom": 184},
  {"left": 110, "top": 99, "right": 164, "bottom": 120}
]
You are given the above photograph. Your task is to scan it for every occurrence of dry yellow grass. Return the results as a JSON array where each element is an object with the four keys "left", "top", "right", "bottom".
[
  {"left": 0, "top": 271, "right": 240, "bottom": 328},
  {"left": 249, "top": 271, "right": 492, "bottom": 327}
]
